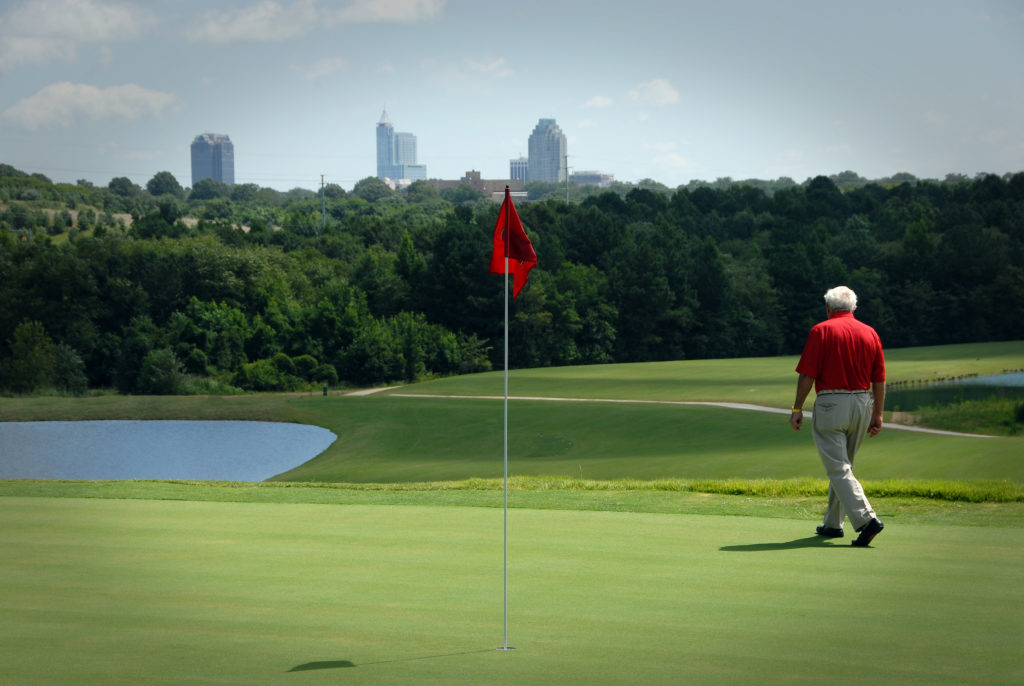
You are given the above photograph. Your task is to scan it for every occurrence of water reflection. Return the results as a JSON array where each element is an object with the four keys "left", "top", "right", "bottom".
[{"left": 0, "top": 420, "right": 336, "bottom": 481}]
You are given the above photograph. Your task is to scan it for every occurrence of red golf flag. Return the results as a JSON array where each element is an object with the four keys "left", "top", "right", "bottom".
[{"left": 490, "top": 187, "right": 537, "bottom": 299}]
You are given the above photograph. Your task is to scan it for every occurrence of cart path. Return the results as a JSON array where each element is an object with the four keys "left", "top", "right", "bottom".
[{"left": 382, "top": 392, "right": 996, "bottom": 439}]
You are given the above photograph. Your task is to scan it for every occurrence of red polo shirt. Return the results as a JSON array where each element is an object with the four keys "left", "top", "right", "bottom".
[{"left": 796, "top": 311, "right": 885, "bottom": 392}]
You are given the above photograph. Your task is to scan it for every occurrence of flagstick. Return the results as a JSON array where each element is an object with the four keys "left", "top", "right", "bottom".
[{"left": 498, "top": 254, "right": 514, "bottom": 652}]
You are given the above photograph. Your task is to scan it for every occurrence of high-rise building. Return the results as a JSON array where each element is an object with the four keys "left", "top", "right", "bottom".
[
  {"left": 376, "top": 109, "right": 426, "bottom": 182},
  {"left": 527, "top": 119, "right": 566, "bottom": 183},
  {"left": 510, "top": 156, "right": 528, "bottom": 183},
  {"left": 190, "top": 133, "right": 234, "bottom": 186},
  {"left": 570, "top": 171, "right": 614, "bottom": 187},
  {"left": 376, "top": 110, "right": 395, "bottom": 179},
  {"left": 393, "top": 132, "right": 417, "bottom": 167}
]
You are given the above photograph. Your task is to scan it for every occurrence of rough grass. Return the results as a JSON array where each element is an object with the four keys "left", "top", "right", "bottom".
[{"left": 914, "top": 397, "right": 1024, "bottom": 436}]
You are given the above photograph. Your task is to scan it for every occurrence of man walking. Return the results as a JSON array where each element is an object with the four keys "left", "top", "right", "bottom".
[{"left": 790, "top": 286, "right": 886, "bottom": 547}]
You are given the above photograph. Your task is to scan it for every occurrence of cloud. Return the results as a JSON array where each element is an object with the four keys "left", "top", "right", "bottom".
[
  {"left": 188, "top": 0, "right": 445, "bottom": 43},
  {"left": 188, "top": 0, "right": 319, "bottom": 43},
  {"left": 979, "top": 128, "right": 1007, "bottom": 145},
  {"left": 0, "top": 0, "right": 151, "bottom": 71},
  {"left": 644, "top": 141, "right": 677, "bottom": 153},
  {"left": 628, "top": 78, "right": 680, "bottom": 105},
  {"left": 923, "top": 110, "right": 948, "bottom": 128},
  {"left": 583, "top": 96, "right": 613, "bottom": 109},
  {"left": 463, "top": 57, "right": 513, "bottom": 79},
  {"left": 3, "top": 82, "right": 177, "bottom": 130},
  {"left": 294, "top": 56, "right": 347, "bottom": 80},
  {"left": 653, "top": 152, "right": 695, "bottom": 172},
  {"left": 327, "top": 0, "right": 446, "bottom": 24}
]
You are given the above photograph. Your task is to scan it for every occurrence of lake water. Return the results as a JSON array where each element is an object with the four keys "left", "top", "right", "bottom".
[
  {"left": 0, "top": 420, "right": 337, "bottom": 481},
  {"left": 887, "top": 372, "right": 1024, "bottom": 412}
]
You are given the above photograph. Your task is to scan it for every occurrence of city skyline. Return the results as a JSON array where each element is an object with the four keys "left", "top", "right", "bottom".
[
  {"left": 375, "top": 108, "right": 426, "bottom": 182},
  {"left": 1, "top": 1, "right": 1022, "bottom": 192}
]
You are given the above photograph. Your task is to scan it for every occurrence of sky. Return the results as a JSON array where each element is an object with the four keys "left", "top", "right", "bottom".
[{"left": 1, "top": 0, "right": 1022, "bottom": 192}]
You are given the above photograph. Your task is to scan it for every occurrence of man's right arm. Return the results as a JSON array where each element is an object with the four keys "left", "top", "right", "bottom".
[{"left": 789, "top": 373, "right": 815, "bottom": 431}]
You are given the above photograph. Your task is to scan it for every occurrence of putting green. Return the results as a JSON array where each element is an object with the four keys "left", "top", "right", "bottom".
[{"left": 2, "top": 497, "right": 1021, "bottom": 685}]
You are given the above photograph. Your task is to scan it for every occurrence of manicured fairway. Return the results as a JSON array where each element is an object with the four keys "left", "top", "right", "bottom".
[
  {"left": 274, "top": 395, "right": 1024, "bottom": 483},
  {"left": 2, "top": 497, "right": 1021, "bottom": 686}
]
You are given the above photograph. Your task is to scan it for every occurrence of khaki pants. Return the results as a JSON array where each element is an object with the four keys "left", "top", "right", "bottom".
[{"left": 812, "top": 391, "right": 877, "bottom": 531}]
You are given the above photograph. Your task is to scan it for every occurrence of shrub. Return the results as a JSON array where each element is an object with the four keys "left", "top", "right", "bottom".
[
  {"left": 3, "top": 320, "right": 55, "bottom": 393},
  {"left": 53, "top": 344, "right": 88, "bottom": 396},
  {"left": 314, "top": 363, "right": 338, "bottom": 386},
  {"left": 270, "top": 352, "right": 296, "bottom": 376},
  {"left": 137, "top": 348, "right": 186, "bottom": 395},
  {"left": 234, "top": 358, "right": 300, "bottom": 391},
  {"left": 293, "top": 354, "right": 318, "bottom": 380}
]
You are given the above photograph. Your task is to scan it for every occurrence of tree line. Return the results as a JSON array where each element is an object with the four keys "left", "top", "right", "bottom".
[{"left": 1, "top": 164, "right": 1021, "bottom": 395}]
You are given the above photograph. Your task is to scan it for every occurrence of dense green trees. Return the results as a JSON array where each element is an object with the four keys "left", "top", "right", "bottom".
[{"left": 1, "top": 167, "right": 1022, "bottom": 395}]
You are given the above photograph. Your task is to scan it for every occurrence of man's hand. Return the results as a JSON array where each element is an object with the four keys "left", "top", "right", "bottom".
[
  {"left": 867, "top": 412, "right": 883, "bottom": 437},
  {"left": 789, "top": 410, "right": 803, "bottom": 431}
]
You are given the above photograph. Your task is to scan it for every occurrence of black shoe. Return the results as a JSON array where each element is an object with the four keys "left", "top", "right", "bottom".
[
  {"left": 851, "top": 518, "right": 884, "bottom": 547},
  {"left": 816, "top": 526, "right": 844, "bottom": 538}
]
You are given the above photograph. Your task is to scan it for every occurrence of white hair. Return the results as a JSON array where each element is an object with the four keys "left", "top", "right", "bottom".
[{"left": 824, "top": 285, "right": 857, "bottom": 312}]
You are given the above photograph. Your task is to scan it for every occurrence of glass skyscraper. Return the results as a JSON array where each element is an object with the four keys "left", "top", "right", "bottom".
[
  {"left": 376, "top": 110, "right": 426, "bottom": 181},
  {"left": 190, "top": 133, "right": 234, "bottom": 186},
  {"left": 527, "top": 119, "right": 566, "bottom": 183}
]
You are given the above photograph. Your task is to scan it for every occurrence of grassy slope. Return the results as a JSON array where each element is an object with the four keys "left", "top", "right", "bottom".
[
  {"left": 3, "top": 341, "right": 1022, "bottom": 485},
  {"left": 398, "top": 340, "right": 1024, "bottom": 404},
  {"left": 269, "top": 394, "right": 1024, "bottom": 483},
  {"left": 278, "top": 340, "right": 1024, "bottom": 482}
]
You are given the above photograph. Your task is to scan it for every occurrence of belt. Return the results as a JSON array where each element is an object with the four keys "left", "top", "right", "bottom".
[{"left": 817, "top": 389, "right": 869, "bottom": 395}]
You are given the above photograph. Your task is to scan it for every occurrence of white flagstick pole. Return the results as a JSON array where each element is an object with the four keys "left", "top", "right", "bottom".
[
  {"left": 499, "top": 192, "right": 514, "bottom": 652},
  {"left": 501, "top": 254, "right": 509, "bottom": 651}
]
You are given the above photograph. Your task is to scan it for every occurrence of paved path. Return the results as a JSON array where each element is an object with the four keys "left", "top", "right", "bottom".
[{"left": 386, "top": 392, "right": 996, "bottom": 439}]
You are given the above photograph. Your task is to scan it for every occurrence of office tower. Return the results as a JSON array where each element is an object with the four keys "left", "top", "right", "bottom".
[
  {"left": 190, "top": 134, "right": 234, "bottom": 185},
  {"left": 394, "top": 132, "right": 417, "bottom": 167},
  {"left": 527, "top": 119, "right": 566, "bottom": 183},
  {"left": 376, "top": 110, "right": 395, "bottom": 179},
  {"left": 510, "top": 156, "right": 528, "bottom": 183},
  {"left": 376, "top": 109, "right": 427, "bottom": 181}
]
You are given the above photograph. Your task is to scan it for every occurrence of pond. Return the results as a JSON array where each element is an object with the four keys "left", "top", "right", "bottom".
[
  {"left": 886, "top": 372, "right": 1024, "bottom": 412},
  {"left": 0, "top": 420, "right": 337, "bottom": 481}
]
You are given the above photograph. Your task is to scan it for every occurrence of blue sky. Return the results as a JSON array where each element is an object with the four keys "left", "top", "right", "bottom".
[{"left": 1, "top": 0, "right": 1022, "bottom": 191}]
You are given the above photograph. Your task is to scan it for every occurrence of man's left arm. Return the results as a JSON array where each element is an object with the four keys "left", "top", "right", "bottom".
[{"left": 868, "top": 381, "right": 885, "bottom": 437}]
